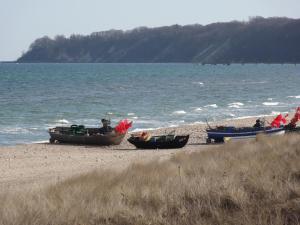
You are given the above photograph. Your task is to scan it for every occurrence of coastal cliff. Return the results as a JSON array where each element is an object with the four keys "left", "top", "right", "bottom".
[{"left": 18, "top": 17, "right": 300, "bottom": 64}]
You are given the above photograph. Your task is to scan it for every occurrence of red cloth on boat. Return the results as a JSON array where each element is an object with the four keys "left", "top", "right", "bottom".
[
  {"left": 282, "top": 114, "right": 289, "bottom": 124},
  {"left": 271, "top": 115, "right": 282, "bottom": 128},
  {"left": 271, "top": 114, "right": 287, "bottom": 128},
  {"left": 289, "top": 107, "right": 300, "bottom": 127},
  {"left": 115, "top": 119, "right": 132, "bottom": 134}
]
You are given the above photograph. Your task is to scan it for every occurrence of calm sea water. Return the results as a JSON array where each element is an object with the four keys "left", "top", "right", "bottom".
[{"left": 0, "top": 63, "right": 300, "bottom": 145}]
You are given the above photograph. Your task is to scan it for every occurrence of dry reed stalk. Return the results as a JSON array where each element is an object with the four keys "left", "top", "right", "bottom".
[{"left": 0, "top": 134, "right": 299, "bottom": 225}]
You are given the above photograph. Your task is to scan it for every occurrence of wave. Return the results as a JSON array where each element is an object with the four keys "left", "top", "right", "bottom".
[
  {"left": 190, "top": 121, "right": 205, "bottom": 125},
  {"left": 204, "top": 104, "right": 218, "bottom": 108},
  {"left": 228, "top": 105, "right": 241, "bottom": 109},
  {"left": 0, "top": 127, "right": 32, "bottom": 134},
  {"left": 131, "top": 128, "right": 157, "bottom": 133},
  {"left": 262, "top": 102, "right": 279, "bottom": 106},
  {"left": 172, "top": 110, "right": 187, "bottom": 115},
  {"left": 192, "top": 81, "right": 204, "bottom": 85},
  {"left": 242, "top": 81, "right": 267, "bottom": 84},
  {"left": 271, "top": 111, "right": 288, "bottom": 116},
  {"left": 127, "top": 113, "right": 135, "bottom": 116},
  {"left": 231, "top": 114, "right": 272, "bottom": 120},
  {"left": 229, "top": 102, "right": 244, "bottom": 106},
  {"left": 231, "top": 110, "right": 288, "bottom": 121},
  {"left": 228, "top": 102, "right": 244, "bottom": 108},
  {"left": 55, "top": 119, "right": 70, "bottom": 124},
  {"left": 32, "top": 140, "right": 49, "bottom": 144},
  {"left": 193, "top": 107, "right": 202, "bottom": 111},
  {"left": 133, "top": 119, "right": 162, "bottom": 126},
  {"left": 288, "top": 95, "right": 300, "bottom": 99}
]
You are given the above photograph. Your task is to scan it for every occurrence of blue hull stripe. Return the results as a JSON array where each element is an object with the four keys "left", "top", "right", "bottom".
[{"left": 207, "top": 128, "right": 284, "bottom": 139}]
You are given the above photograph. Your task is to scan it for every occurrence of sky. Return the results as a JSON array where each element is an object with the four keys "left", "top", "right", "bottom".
[{"left": 0, "top": 0, "right": 299, "bottom": 61}]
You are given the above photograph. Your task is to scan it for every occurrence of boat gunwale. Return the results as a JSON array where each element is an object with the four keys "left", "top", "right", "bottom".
[{"left": 206, "top": 127, "right": 284, "bottom": 136}]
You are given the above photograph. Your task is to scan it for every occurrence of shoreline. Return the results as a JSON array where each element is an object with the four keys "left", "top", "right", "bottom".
[
  {"left": 0, "top": 114, "right": 277, "bottom": 147},
  {"left": 0, "top": 116, "right": 274, "bottom": 191},
  {"left": 2, "top": 61, "right": 300, "bottom": 65}
]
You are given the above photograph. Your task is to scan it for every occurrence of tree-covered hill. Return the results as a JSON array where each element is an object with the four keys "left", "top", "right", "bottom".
[{"left": 17, "top": 17, "right": 300, "bottom": 63}]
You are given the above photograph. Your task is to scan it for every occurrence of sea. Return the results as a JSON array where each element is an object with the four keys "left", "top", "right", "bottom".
[{"left": 0, "top": 63, "right": 300, "bottom": 145}]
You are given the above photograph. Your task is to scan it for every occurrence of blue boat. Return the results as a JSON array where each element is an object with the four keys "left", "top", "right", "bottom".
[{"left": 206, "top": 126, "right": 285, "bottom": 143}]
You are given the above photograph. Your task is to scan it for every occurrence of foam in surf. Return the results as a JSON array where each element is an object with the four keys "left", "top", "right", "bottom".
[
  {"left": 288, "top": 95, "right": 300, "bottom": 99},
  {"left": 0, "top": 127, "right": 32, "bottom": 134},
  {"left": 194, "top": 107, "right": 202, "bottom": 111},
  {"left": 262, "top": 102, "right": 279, "bottom": 106},
  {"left": 228, "top": 102, "right": 244, "bottom": 108},
  {"left": 193, "top": 81, "right": 204, "bottom": 85},
  {"left": 172, "top": 110, "right": 187, "bottom": 115},
  {"left": 190, "top": 121, "right": 205, "bottom": 125},
  {"left": 243, "top": 81, "right": 267, "bottom": 84},
  {"left": 131, "top": 128, "right": 157, "bottom": 133},
  {"left": 55, "top": 119, "right": 70, "bottom": 124},
  {"left": 32, "top": 140, "right": 49, "bottom": 144},
  {"left": 204, "top": 104, "right": 218, "bottom": 108}
]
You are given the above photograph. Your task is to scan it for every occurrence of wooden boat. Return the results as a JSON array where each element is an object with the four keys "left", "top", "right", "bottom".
[
  {"left": 206, "top": 126, "right": 285, "bottom": 143},
  {"left": 48, "top": 125, "right": 125, "bottom": 145},
  {"left": 128, "top": 134, "right": 189, "bottom": 149}
]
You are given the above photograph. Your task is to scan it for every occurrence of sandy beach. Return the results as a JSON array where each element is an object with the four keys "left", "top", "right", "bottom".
[
  {"left": 0, "top": 116, "right": 275, "bottom": 190},
  {"left": 0, "top": 115, "right": 299, "bottom": 225}
]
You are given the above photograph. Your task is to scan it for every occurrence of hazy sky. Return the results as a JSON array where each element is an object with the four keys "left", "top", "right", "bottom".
[{"left": 1, "top": 0, "right": 299, "bottom": 61}]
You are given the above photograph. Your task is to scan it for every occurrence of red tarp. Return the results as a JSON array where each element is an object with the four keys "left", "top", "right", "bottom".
[
  {"left": 271, "top": 114, "right": 288, "bottom": 128},
  {"left": 289, "top": 107, "right": 300, "bottom": 127},
  {"left": 115, "top": 119, "right": 132, "bottom": 134}
]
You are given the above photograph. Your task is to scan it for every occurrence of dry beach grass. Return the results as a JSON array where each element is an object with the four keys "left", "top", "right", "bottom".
[{"left": 0, "top": 133, "right": 299, "bottom": 225}]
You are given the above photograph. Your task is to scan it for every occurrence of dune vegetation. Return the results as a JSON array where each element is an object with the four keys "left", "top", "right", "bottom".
[{"left": 0, "top": 134, "right": 299, "bottom": 225}]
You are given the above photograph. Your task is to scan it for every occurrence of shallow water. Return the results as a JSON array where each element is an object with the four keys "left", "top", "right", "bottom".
[{"left": 0, "top": 63, "right": 299, "bottom": 145}]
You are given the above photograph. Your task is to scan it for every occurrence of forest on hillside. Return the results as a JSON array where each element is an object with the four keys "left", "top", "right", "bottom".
[{"left": 18, "top": 17, "right": 300, "bottom": 63}]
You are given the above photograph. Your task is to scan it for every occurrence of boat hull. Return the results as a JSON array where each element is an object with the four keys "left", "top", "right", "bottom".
[
  {"left": 128, "top": 135, "right": 189, "bottom": 149},
  {"left": 49, "top": 128, "right": 125, "bottom": 146},
  {"left": 284, "top": 126, "right": 300, "bottom": 133},
  {"left": 207, "top": 127, "right": 285, "bottom": 143}
]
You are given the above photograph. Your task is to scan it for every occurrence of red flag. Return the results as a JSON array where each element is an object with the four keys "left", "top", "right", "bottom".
[{"left": 115, "top": 119, "right": 132, "bottom": 134}]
